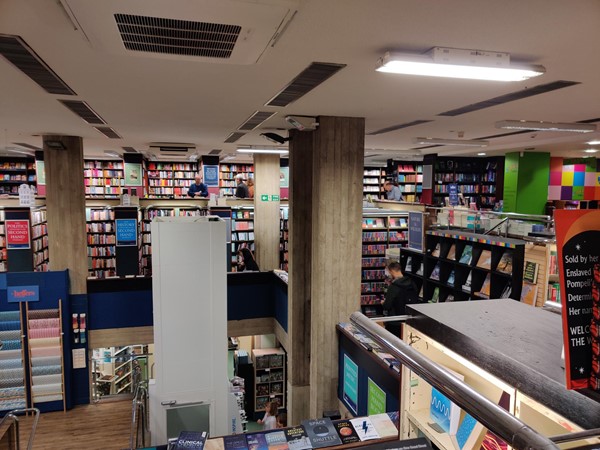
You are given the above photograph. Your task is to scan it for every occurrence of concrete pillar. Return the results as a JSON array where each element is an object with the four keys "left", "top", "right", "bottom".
[
  {"left": 43, "top": 135, "right": 88, "bottom": 294},
  {"left": 288, "top": 116, "right": 365, "bottom": 421},
  {"left": 253, "top": 153, "right": 281, "bottom": 271}
]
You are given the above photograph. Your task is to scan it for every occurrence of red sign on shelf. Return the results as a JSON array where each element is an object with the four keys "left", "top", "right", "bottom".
[{"left": 6, "top": 219, "right": 31, "bottom": 249}]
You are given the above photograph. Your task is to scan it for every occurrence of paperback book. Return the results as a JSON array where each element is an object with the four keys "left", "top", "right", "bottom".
[
  {"left": 447, "top": 270, "right": 455, "bottom": 286},
  {"left": 459, "top": 245, "right": 473, "bottom": 265},
  {"left": 520, "top": 281, "right": 538, "bottom": 306},
  {"left": 523, "top": 261, "right": 539, "bottom": 284},
  {"left": 430, "top": 370, "right": 464, "bottom": 435},
  {"left": 405, "top": 256, "right": 413, "bottom": 272},
  {"left": 500, "top": 283, "right": 512, "bottom": 299},
  {"left": 445, "top": 294, "right": 455, "bottom": 302},
  {"left": 418, "top": 284, "right": 424, "bottom": 299},
  {"left": 446, "top": 244, "right": 456, "bottom": 261},
  {"left": 369, "top": 413, "right": 398, "bottom": 438},
  {"left": 176, "top": 431, "right": 208, "bottom": 450},
  {"left": 476, "top": 250, "right": 492, "bottom": 270},
  {"left": 462, "top": 271, "right": 472, "bottom": 292},
  {"left": 415, "top": 262, "right": 423, "bottom": 276},
  {"left": 349, "top": 417, "right": 380, "bottom": 441},
  {"left": 333, "top": 419, "right": 360, "bottom": 445},
  {"left": 496, "top": 251, "right": 513, "bottom": 274},
  {"left": 431, "top": 287, "right": 440, "bottom": 303},
  {"left": 301, "top": 418, "right": 342, "bottom": 448},
  {"left": 224, "top": 435, "right": 249, "bottom": 450},
  {"left": 285, "top": 426, "right": 312, "bottom": 450},
  {"left": 265, "top": 431, "right": 290, "bottom": 450},
  {"left": 431, "top": 243, "right": 441, "bottom": 257},
  {"left": 477, "top": 273, "right": 492, "bottom": 298},
  {"left": 430, "top": 262, "right": 441, "bottom": 281}
]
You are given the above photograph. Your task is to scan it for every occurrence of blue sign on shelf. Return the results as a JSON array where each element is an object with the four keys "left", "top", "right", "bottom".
[
  {"left": 408, "top": 211, "right": 424, "bottom": 252},
  {"left": 449, "top": 183, "right": 459, "bottom": 206},
  {"left": 342, "top": 354, "right": 358, "bottom": 414},
  {"left": 8, "top": 285, "right": 39, "bottom": 303},
  {"left": 116, "top": 219, "right": 138, "bottom": 247},
  {"left": 203, "top": 165, "right": 219, "bottom": 187}
]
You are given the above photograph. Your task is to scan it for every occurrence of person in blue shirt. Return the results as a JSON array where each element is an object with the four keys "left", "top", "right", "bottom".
[
  {"left": 188, "top": 174, "right": 209, "bottom": 198},
  {"left": 384, "top": 181, "right": 403, "bottom": 201}
]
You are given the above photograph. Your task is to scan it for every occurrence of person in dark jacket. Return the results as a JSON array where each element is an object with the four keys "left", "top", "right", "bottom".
[
  {"left": 383, "top": 261, "right": 418, "bottom": 336},
  {"left": 188, "top": 174, "right": 209, "bottom": 198},
  {"left": 238, "top": 247, "right": 259, "bottom": 272}
]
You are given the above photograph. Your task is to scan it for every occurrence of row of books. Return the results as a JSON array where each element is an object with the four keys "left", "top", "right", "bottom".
[
  {"left": 147, "top": 170, "right": 196, "bottom": 178},
  {"left": 362, "top": 232, "right": 388, "bottom": 242},
  {"left": 220, "top": 165, "right": 253, "bottom": 173},
  {"left": 398, "top": 164, "right": 422, "bottom": 173},
  {"left": 147, "top": 163, "right": 196, "bottom": 171},
  {"left": 86, "top": 209, "right": 114, "bottom": 221},
  {"left": 0, "top": 162, "right": 29, "bottom": 170},
  {"left": 364, "top": 169, "right": 384, "bottom": 176},
  {"left": 232, "top": 232, "right": 254, "bottom": 242},
  {"left": 84, "top": 161, "right": 123, "bottom": 169},
  {"left": 434, "top": 160, "right": 496, "bottom": 172},
  {"left": 87, "top": 235, "right": 116, "bottom": 245},
  {"left": 362, "top": 244, "right": 386, "bottom": 256},
  {"left": 0, "top": 174, "right": 34, "bottom": 181},
  {"left": 88, "top": 257, "right": 116, "bottom": 269},
  {"left": 83, "top": 169, "right": 123, "bottom": 177},
  {"left": 434, "top": 184, "right": 480, "bottom": 194},
  {"left": 362, "top": 269, "right": 386, "bottom": 280},
  {"left": 87, "top": 247, "right": 116, "bottom": 257},
  {"left": 362, "top": 257, "right": 387, "bottom": 268},
  {"left": 85, "top": 187, "right": 120, "bottom": 195},
  {"left": 233, "top": 221, "right": 254, "bottom": 231},
  {"left": 361, "top": 282, "right": 387, "bottom": 293},
  {"left": 31, "top": 223, "right": 47, "bottom": 239},
  {"left": 148, "top": 179, "right": 194, "bottom": 187},
  {"left": 397, "top": 174, "right": 421, "bottom": 183},
  {"left": 361, "top": 294, "right": 383, "bottom": 305},
  {"left": 429, "top": 243, "right": 513, "bottom": 273},
  {"left": 87, "top": 223, "right": 113, "bottom": 233},
  {"left": 400, "top": 185, "right": 421, "bottom": 193},
  {"left": 362, "top": 218, "right": 386, "bottom": 229},
  {"left": 32, "top": 236, "right": 48, "bottom": 252}
]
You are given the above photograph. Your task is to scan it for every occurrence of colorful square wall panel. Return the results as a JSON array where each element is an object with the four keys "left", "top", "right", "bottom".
[
  {"left": 573, "top": 171, "right": 585, "bottom": 186},
  {"left": 561, "top": 172, "right": 574, "bottom": 186},
  {"left": 548, "top": 185, "right": 561, "bottom": 200},
  {"left": 572, "top": 186, "right": 584, "bottom": 200},
  {"left": 584, "top": 186, "right": 596, "bottom": 200}
]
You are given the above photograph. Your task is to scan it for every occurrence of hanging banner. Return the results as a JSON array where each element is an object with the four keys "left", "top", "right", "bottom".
[
  {"left": 555, "top": 209, "right": 600, "bottom": 390},
  {"left": 203, "top": 165, "right": 219, "bottom": 187},
  {"left": 116, "top": 218, "right": 138, "bottom": 247},
  {"left": 408, "top": 212, "right": 424, "bottom": 252},
  {"left": 448, "top": 183, "right": 459, "bottom": 206},
  {"left": 6, "top": 219, "right": 31, "bottom": 249}
]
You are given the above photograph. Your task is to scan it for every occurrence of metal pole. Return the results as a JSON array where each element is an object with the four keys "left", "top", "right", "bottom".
[
  {"left": 349, "top": 312, "right": 559, "bottom": 450},
  {"left": 549, "top": 428, "right": 600, "bottom": 444}
]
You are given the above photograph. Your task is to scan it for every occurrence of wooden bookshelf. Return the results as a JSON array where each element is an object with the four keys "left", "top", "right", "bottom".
[
  {"left": 31, "top": 207, "right": 49, "bottom": 272},
  {"left": 86, "top": 206, "right": 116, "bottom": 279},
  {"left": 219, "top": 163, "right": 253, "bottom": 197},
  {"left": 0, "top": 158, "right": 36, "bottom": 195},
  {"left": 363, "top": 167, "right": 385, "bottom": 200},
  {"left": 395, "top": 162, "right": 423, "bottom": 203},
  {"left": 279, "top": 206, "right": 288, "bottom": 271},
  {"left": 251, "top": 348, "right": 286, "bottom": 420},
  {"left": 230, "top": 207, "right": 255, "bottom": 271},
  {"left": 146, "top": 162, "right": 198, "bottom": 198},
  {"left": 84, "top": 160, "right": 124, "bottom": 198}
]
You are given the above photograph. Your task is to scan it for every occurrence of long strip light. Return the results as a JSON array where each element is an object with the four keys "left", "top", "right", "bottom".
[
  {"left": 237, "top": 148, "right": 289, "bottom": 155},
  {"left": 495, "top": 120, "right": 597, "bottom": 133},
  {"left": 586, "top": 140, "right": 600, "bottom": 145},
  {"left": 413, "top": 137, "right": 489, "bottom": 147},
  {"left": 376, "top": 48, "right": 545, "bottom": 82}
]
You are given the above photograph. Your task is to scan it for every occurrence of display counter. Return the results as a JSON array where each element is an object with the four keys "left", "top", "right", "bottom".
[
  {"left": 372, "top": 200, "right": 426, "bottom": 212},
  {"left": 404, "top": 300, "right": 600, "bottom": 448}
]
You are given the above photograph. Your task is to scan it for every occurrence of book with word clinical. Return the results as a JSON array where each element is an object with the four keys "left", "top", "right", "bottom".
[{"left": 175, "top": 431, "right": 208, "bottom": 450}]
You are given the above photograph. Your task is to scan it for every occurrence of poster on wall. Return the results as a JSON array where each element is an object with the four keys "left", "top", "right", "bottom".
[
  {"left": 555, "top": 209, "right": 600, "bottom": 390},
  {"left": 124, "top": 163, "right": 143, "bottom": 186},
  {"left": 203, "top": 165, "right": 219, "bottom": 187},
  {"left": 36, "top": 160, "right": 46, "bottom": 185},
  {"left": 448, "top": 183, "right": 459, "bottom": 206},
  {"left": 342, "top": 354, "right": 358, "bottom": 414},
  {"left": 422, "top": 165, "right": 432, "bottom": 189},
  {"left": 367, "top": 377, "right": 386, "bottom": 415},
  {"left": 6, "top": 219, "right": 31, "bottom": 249},
  {"left": 116, "top": 218, "right": 138, "bottom": 247},
  {"left": 280, "top": 167, "right": 289, "bottom": 188},
  {"left": 408, "top": 212, "right": 424, "bottom": 252}
]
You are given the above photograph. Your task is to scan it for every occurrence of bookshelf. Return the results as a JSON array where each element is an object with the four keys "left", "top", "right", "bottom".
[
  {"left": 84, "top": 160, "right": 124, "bottom": 198},
  {"left": 26, "top": 300, "right": 66, "bottom": 411},
  {"left": 279, "top": 206, "right": 288, "bottom": 271},
  {"left": 230, "top": 207, "right": 255, "bottom": 271},
  {"left": 363, "top": 167, "right": 385, "bottom": 200},
  {"left": 432, "top": 158, "right": 502, "bottom": 209},
  {"left": 0, "top": 210, "right": 5, "bottom": 272},
  {"left": 219, "top": 163, "right": 253, "bottom": 197},
  {"left": 0, "top": 309, "right": 27, "bottom": 412},
  {"left": 0, "top": 158, "right": 36, "bottom": 195},
  {"left": 396, "top": 163, "right": 423, "bottom": 203},
  {"left": 546, "top": 244, "right": 559, "bottom": 304},
  {"left": 86, "top": 206, "right": 116, "bottom": 279},
  {"left": 146, "top": 162, "right": 198, "bottom": 198},
  {"left": 400, "top": 230, "right": 525, "bottom": 304},
  {"left": 251, "top": 348, "right": 286, "bottom": 420},
  {"left": 31, "top": 207, "right": 49, "bottom": 272},
  {"left": 361, "top": 213, "right": 409, "bottom": 317}
]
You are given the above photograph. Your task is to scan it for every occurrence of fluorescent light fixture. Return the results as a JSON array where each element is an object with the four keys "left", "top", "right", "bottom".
[
  {"left": 477, "top": 152, "right": 487, "bottom": 156},
  {"left": 586, "top": 140, "right": 600, "bottom": 145},
  {"left": 413, "top": 137, "right": 489, "bottom": 147},
  {"left": 237, "top": 148, "right": 289, "bottom": 155},
  {"left": 495, "top": 120, "right": 596, "bottom": 133},
  {"left": 583, "top": 149, "right": 598, "bottom": 153},
  {"left": 7, "top": 149, "right": 35, "bottom": 157},
  {"left": 104, "top": 150, "right": 121, "bottom": 158},
  {"left": 376, "top": 47, "right": 545, "bottom": 82}
]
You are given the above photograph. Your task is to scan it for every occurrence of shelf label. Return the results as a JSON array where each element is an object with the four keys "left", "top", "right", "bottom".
[
  {"left": 6, "top": 219, "right": 31, "bottom": 249},
  {"left": 116, "top": 219, "right": 138, "bottom": 247},
  {"left": 367, "top": 377, "right": 386, "bottom": 415},
  {"left": 8, "top": 285, "right": 39, "bottom": 303},
  {"left": 408, "top": 212, "right": 424, "bottom": 252},
  {"left": 342, "top": 354, "right": 358, "bottom": 414}
]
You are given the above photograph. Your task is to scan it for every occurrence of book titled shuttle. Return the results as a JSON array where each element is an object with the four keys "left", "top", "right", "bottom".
[{"left": 302, "top": 418, "right": 342, "bottom": 448}]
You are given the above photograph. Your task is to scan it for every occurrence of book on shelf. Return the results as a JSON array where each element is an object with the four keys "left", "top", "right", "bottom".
[
  {"left": 523, "top": 260, "right": 539, "bottom": 284},
  {"left": 496, "top": 251, "right": 513, "bottom": 274},
  {"left": 477, "top": 273, "right": 492, "bottom": 298},
  {"left": 246, "top": 432, "right": 269, "bottom": 450},
  {"left": 520, "top": 281, "right": 538, "bottom": 306},
  {"left": 500, "top": 283, "right": 512, "bottom": 299},
  {"left": 265, "top": 431, "right": 290, "bottom": 450},
  {"left": 285, "top": 426, "right": 312, "bottom": 450},
  {"left": 415, "top": 262, "right": 423, "bottom": 276},
  {"left": 302, "top": 418, "right": 342, "bottom": 448},
  {"left": 349, "top": 417, "right": 380, "bottom": 441},
  {"left": 446, "top": 294, "right": 455, "bottom": 302},
  {"left": 446, "top": 244, "right": 456, "bottom": 261},
  {"left": 369, "top": 413, "right": 398, "bottom": 438},
  {"left": 447, "top": 270, "right": 455, "bottom": 286},
  {"left": 430, "top": 262, "right": 441, "bottom": 281},
  {"left": 462, "top": 271, "right": 472, "bottom": 292},
  {"left": 430, "top": 382, "right": 463, "bottom": 435},
  {"left": 476, "top": 250, "right": 492, "bottom": 270},
  {"left": 431, "top": 243, "right": 441, "bottom": 257},
  {"left": 175, "top": 431, "right": 207, "bottom": 450},
  {"left": 450, "top": 413, "right": 485, "bottom": 450},
  {"left": 431, "top": 287, "right": 440, "bottom": 303},
  {"left": 459, "top": 245, "right": 473, "bottom": 265},
  {"left": 224, "top": 435, "right": 249, "bottom": 450},
  {"left": 333, "top": 419, "right": 360, "bottom": 445},
  {"left": 405, "top": 256, "right": 413, "bottom": 272},
  {"left": 418, "top": 284, "right": 424, "bottom": 299}
]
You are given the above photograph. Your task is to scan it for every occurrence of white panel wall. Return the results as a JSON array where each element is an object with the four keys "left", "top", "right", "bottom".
[{"left": 150, "top": 217, "right": 228, "bottom": 443}]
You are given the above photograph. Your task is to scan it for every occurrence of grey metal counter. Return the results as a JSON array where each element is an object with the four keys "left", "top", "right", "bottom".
[{"left": 406, "top": 299, "right": 600, "bottom": 430}]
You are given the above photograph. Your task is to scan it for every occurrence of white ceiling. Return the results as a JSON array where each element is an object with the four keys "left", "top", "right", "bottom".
[{"left": 1, "top": 0, "right": 600, "bottom": 163}]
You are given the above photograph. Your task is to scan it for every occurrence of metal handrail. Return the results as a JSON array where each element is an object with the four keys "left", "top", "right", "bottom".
[
  {"left": 0, "top": 408, "right": 40, "bottom": 450},
  {"left": 484, "top": 217, "right": 510, "bottom": 236},
  {"left": 349, "top": 312, "right": 559, "bottom": 450},
  {"left": 129, "top": 374, "right": 149, "bottom": 450}
]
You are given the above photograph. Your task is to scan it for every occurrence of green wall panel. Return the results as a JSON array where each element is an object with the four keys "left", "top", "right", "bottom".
[
  {"left": 515, "top": 153, "right": 550, "bottom": 215},
  {"left": 503, "top": 152, "right": 519, "bottom": 213}
]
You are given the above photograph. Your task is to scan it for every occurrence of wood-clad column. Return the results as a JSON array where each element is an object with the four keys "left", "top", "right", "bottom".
[
  {"left": 43, "top": 135, "right": 88, "bottom": 294},
  {"left": 253, "top": 153, "right": 281, "bottom": 270},
  {"left": 287, "top": 129, "right": 313, "bottom": 424},
  {"left": 288, "top": 117, "right": 365, "bottom": 422}
]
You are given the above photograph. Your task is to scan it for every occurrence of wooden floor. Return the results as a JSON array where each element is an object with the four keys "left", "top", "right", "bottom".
[{"left": 17, "top": 400, "right": 132, "bottom": 450}]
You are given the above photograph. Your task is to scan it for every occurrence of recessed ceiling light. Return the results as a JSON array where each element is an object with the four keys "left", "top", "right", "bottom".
[
  {"left": 376, "top": 48, "right": 545, "bottom": 82},
  {"left": 237, "top": 148, "right": 289, "bottom": 155},
  {"left": 413, "top": 137, "right": 489, "bottom": 147},
  {"left": 477, "top": 152, "right": 486, "bottom": 156},
  {"left": 583, "top": 149, "right": 598, "bottom": 153},
  {"left": 495, "top": 120, "right": 596, "bottom": 133},
  {"left": 586, "top": 140, "right": 600, "bottom": 145}
]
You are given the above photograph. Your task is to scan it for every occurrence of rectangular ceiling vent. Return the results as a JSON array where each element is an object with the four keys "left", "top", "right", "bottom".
[
  {"left": 94, "top": 126, "right": 121, "bottom": 139},
  {"left": 59, "top": 100, "right": 106, "bottom": 124},
  {"left": 209, "top": 149, "right": 222, "bottom": 155},
  {"left": 265, "top": 62, "right": 347, "bottom": 107},
  {"left": 0, "top": 34, "right": 76, "bottom": 95},
  {"left": 238, "top": 111, "right": 277, "bottom": 131},
  {"left": 158, "top": 146, "right": 189, "bottom": 152},
  {"left": 367, "top": 120, "right": 433, "bottom": 136},
  {"left": 122, "top": 146, "right": 139, "bottom": 153},
  {"left": 438, "top": 80, "right": 580, "bottom": 117},
  {"left": 224, "top": 132, "right": 246, "bottom": 143},
  {"left": 114, "top": 14, "right": 241, "bottom": 58}
]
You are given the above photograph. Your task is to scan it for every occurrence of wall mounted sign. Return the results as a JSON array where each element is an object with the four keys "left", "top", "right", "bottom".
[
  {"left": 8, "top": 285, "right": 39, "bottom": 303},
  {"left": 116, "top": 219, "right": 138, "bottom": 247},
  {"left": 367, "top": 377, "right": 386, "bottom": 415},
  {"left": 6, "top": 219, "right": 31, "bottom": 249},
  {"left": 408, "top": 212, "right": 424, "bottom": 252},
  {"left": 342, "top": 354, "right": 358, "bottom": 414},
  {"left": 124, "top": 162, "right": 143, "bottom": 186},
  {"left": 203, "top": 165, "right": 219, "bottom": 187}
]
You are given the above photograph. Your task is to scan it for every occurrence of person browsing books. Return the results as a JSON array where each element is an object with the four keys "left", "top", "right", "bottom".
[
  {"left": 237, "top": 247, "right": 259, "bottom": 271},
  {"left": 235, "top": 174, "right": 250, "bottom": 198},
  {"left": 383, "top": 261, "right": 418, "bottom": 336},
  {"left": 257, "top": 401, "right": 278, "bottom": 430},
  {"left": 187, "top": 174, "right": 209, "bottom": 198},
  {"left": 383, "top": 181, "right": 403, "bottom": 201}
]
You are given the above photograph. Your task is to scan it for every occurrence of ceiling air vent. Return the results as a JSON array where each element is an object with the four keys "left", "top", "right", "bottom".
[
  {"left": 114, "top": 13, "right": 241, "bottom": 58},
  {"left": 224, "top": 132, "right": 246, "bottom": 143},
  {"left": 238, "top": 111, "right": 277, "bottom": 131},
  {"left": 265, "top": 62, "right": 347, "bottom": 107},
  {"left": 367, "top": 120, "right": 433, "bottom": 136},
  {"left": 209, "top": 149, "right": 222, "bottom": 155},
  {"left": 0, "top": 34, "right": 76, "bottom": 95},
  {"left": 59, "top": 100, "right": 106, "bottom": 124},
  {"left": 122, "top": 146, "right": 139, "bottom": 153},
  {"left": 94, "top": 126, "right": 121, "bottom": 139}
]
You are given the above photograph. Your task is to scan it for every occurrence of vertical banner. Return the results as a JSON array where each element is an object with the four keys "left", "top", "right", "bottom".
[
  {"left": 555, "top": 209, "right": 600, "bottom": 390},
  {"left": 367, "top": 377, "right": 386, "bottom": 415},
  {"left": 448, "top": 183, "right": 459, "bottom": 206},
  {"left": 342, "top": 354, "right": 358, "bottom": 414},
  {"left": 203, "top": 165, "right": 219, "bottom": 187},
  {"left": 408, "top": 212, "right": 424, "bottom": 252},
  {"left": 115, "top": 218, "right": 138, "bottom": 247},
  {"left": 6, "top": 219, "right": 31, "bottom": 249}
]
